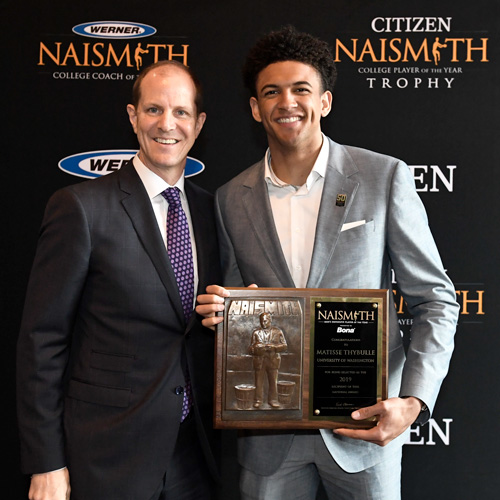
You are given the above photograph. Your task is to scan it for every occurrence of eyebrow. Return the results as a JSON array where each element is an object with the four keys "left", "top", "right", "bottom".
[
  {"left": 259, "top": 80, "right": 313, "bottom": 93},
  {"left": 141, "top": 100, "right": 161, "bottom": 108}
]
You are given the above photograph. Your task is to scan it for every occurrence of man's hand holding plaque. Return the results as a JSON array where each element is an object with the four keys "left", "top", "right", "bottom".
[{"left": 334, "top": 396, "right": 424, "bottom": 446}]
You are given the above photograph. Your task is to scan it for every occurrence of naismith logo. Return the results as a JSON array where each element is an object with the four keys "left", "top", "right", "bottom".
[
  {"left": 38, "top": 22, "right": 188, "bottom": 72},
  {"left": 59, "top": 150, "right": 204, "bottom": 179},
  {"left": 72, "top": 21, "right": 156, "bottom": 39}
]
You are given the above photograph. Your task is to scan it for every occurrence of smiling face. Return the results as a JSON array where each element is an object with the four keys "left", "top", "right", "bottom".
[
  {"left": 127, "top": 65, "right": 206, "bottom": 184},
  {"left": 250, "top": 61, "right": 332, "bottom": 154}
]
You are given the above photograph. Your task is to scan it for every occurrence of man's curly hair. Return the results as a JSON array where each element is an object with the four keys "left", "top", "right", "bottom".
[{"left": 243, "top": 25, "right": 337, "bottom": 97}]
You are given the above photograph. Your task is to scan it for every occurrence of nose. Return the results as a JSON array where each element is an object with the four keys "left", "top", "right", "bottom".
[
  {"left": 278, "top": 89, "right": 297, "bottom": 109},
  {"left": 158, "top": 111, "right": 176, "bottom": 131}
]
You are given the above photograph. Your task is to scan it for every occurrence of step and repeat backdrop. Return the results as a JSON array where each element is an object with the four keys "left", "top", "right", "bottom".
[{"left": 3, "top": 0, "right": 498, "bottom": 498}]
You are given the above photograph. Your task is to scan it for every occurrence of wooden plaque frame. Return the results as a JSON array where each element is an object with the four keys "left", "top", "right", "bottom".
[{"left": 214, "top": 288, "right": 388, "bottom": 429}]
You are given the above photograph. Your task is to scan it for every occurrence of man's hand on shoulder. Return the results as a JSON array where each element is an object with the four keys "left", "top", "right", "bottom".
[
  {"left": 29, "top": 468, "right": 70, "bottom": 500},
  {"left": 333, "top": 396, "right": 423, "bottom": 447}
]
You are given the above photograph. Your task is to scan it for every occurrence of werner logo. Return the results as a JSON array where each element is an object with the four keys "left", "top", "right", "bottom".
[
  {"left": 72, "top": 21, "right": 156, "bottom": 39},
  {"left": 59, "top": 150, "right": 204, "bottom": 179}
]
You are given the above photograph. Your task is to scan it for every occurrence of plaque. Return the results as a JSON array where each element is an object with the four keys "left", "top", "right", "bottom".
[{"left": 214, "top": 288, "right": 388, "bottom": 429}]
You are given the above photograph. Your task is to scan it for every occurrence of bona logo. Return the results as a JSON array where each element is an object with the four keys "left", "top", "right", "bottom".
[
  {"left": 72, "top": 21, "right": 156, "bottom": 39},
  {"left": 59, "top": 150, "right": 205, "bottom": 179}
]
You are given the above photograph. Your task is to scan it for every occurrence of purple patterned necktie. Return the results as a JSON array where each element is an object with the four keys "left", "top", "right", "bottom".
[{"left": 162, "top": 187, "right": 194, "bottom": 421}]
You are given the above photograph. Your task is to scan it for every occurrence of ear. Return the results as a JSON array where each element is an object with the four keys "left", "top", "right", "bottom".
[
  {"left": 195, "top": 112, "right": 207, "bottom": 138},
  {"left": 126, "top": 104, "right": 138, "bottom": 133},
  {"left": 249, "top": 97, "right": 262, "bottom": 123},
  {"left": 320, "top": 90, "right": 333, "bottom": 118}
]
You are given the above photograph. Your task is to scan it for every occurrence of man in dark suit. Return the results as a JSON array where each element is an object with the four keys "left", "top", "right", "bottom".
[
  {"left": 17, "top": 60, "right": 220, "bottom": 500},
  {"left": 197, "top": 27, "right": 459, "bottom": 499}
]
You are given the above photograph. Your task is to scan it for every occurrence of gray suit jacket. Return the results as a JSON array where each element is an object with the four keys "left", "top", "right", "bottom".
[{"left": 215, "top": 138, "right": 459, "bottom": 473}]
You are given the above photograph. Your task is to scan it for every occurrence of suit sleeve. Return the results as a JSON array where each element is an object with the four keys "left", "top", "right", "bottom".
[
  {"left": 215, "top": 190, "right": 245, "bottom": 287},
  {"left": 16, "top": 187, "right": 91, "bottom": 474},
  {"left": 386, "top": 161, "right": 459, "bottom": 421}
]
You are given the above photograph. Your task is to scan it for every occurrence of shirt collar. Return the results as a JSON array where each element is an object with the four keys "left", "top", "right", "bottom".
[
  {"left": 264, "top": 133, "right": 329, "bottom": 190},
  {"left": 132, "top": 155, "right": 186, "bottom": 200}
]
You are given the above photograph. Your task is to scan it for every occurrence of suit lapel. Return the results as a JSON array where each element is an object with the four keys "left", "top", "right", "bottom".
[
  {"left": 307, "top": 139, "right": 360, "bottom": 288},
  {"left": 118, "top": 162, "right": 185, "bottom": 324},
  {"left": 242, "top": 162, "right": 295, "bottom": 287}
]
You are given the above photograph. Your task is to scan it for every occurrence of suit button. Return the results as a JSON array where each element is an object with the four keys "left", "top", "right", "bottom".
[{"left": 174, "top": 386, "right": 184, "bottom": 395}]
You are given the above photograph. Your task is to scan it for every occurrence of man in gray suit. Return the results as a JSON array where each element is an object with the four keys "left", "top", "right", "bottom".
[{"left": 197, "top": 26, "right": 459, "bottom": 499}]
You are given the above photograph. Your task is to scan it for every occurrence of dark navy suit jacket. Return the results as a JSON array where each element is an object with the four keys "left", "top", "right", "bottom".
[{"left": 17, "top": 161, "right": 221, "bottom": 499}]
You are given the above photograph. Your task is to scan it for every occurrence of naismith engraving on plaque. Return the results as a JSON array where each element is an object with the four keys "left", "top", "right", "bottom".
[{"left": 223, "top": 299, "right": 304, "bottom": 414}]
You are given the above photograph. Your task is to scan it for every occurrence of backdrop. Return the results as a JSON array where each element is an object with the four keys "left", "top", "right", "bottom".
[{"left": 3, "top": 0, "right": 499, "bottom": 498}]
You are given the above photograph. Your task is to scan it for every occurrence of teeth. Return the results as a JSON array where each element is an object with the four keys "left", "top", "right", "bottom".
[
  {"left": 155, "top": 138, "right": 178, "bottom": 144},
  {"left": 277, "top": 117, "right": 301, "bottom": 123}
]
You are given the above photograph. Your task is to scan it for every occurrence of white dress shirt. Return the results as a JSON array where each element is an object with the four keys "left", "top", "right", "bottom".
[
  {"left": 264, "top": 135, "right": 329, "bottom": 288},
  {"left": 132, "top": 155, "right": 199, "bottom": 300}
]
